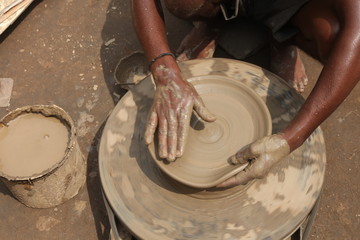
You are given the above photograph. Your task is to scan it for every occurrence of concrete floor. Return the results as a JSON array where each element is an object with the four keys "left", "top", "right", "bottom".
[{"left": 0, "top": 0, "right": 359, "bottom": 239}]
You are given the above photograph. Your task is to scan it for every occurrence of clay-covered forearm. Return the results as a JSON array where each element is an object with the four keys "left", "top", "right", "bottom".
[
  {"left": 283, "top": 14, "right": 360, "bottom": 151},
  {"left": 131, "top": 0, "right": 179, "bottom": 75}
]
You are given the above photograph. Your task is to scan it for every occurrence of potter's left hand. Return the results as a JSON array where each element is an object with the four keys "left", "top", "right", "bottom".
[
  {"left": 145, "top": 63, "right": 216, "bottom": 162},
  {"left": 217, "top": 134, "right": 290, "bottom": 188}
]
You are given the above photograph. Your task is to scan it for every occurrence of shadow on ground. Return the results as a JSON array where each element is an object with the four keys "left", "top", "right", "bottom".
[
  {"left": 85, "top": 121, "right": 110, "bottom": 240},
  {"left": 0, "top": 181, "right": 11, "bottom": 196},
  {"left": 86, "top": 0, "right": 141, "bottom": 239}
]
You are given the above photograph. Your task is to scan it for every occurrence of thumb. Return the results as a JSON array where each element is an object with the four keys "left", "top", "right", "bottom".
[
  {"left": 230, "top": 147, "right": 255, "bottom": 165},
  {"left": 217, "top": 167, "right": 254, "bottom": 188},
  {"left": 193, "top": 95, "right": 216, "bottom": 122}
]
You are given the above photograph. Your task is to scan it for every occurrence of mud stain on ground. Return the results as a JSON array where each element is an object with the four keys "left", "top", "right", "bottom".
[{"left": 36, "top": 216, "right": 60, "bottom": 232}]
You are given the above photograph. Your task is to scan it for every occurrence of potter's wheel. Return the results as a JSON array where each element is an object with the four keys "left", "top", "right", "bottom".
[
  {"left": 148, "top": 75, "right": 272, "bottom": 188},
  {"left": 99, "top": 58, "right": 326, "bottom": 240}
]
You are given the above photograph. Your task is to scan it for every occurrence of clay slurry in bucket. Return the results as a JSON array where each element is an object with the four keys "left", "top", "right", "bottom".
[{"left": 0, "top": 113, "right": 69, "bottom": 177}]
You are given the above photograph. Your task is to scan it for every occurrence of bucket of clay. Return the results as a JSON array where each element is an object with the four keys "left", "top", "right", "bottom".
[{"left": 0, "top": 105, "right": 86, "bottom": 208}]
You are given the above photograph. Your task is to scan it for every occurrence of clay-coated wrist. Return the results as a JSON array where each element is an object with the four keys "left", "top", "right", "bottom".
[
  {"left": 149, "top": 53, "right": 176, "bottom": 70},
  {"left": 282, "top": 129, "right": 306, "bottom": 152},
  {"left": 151, "top": 57, "right": 183, "bottom": 86},
  {"left": 150, "top": 55, "right": 178, "bottom": 72},
  {"left": 274, "top": 133, "right": 291, "bottom": 154}
]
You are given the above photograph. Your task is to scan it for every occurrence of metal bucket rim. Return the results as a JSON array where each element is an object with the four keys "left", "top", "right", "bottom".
[{"left": 0, "top": 104, "right": 76, "bottom": 182}]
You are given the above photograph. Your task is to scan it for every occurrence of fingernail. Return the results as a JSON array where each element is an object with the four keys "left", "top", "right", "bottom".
[
  {"left": 159, "top": 150, "right": 167, "bottom": 159},
  {"left": 167, "top": 154, "right": 176, "bottom": 162},
  {"left": 208, "top": 113, "right": 216, "bottom": 121},
  {"left": 176, "top": 150, "right": 182, "bottom": 158}
]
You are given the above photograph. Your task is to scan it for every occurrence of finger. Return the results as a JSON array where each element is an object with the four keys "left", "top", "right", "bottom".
[
  {"left": 167, "top": 110, "right": 178, "bottom": 161},
  {"left": 217, "top": 164, "right": 256, "bottom": 187},
  {"left": 144, "top": 110, "right": 158, "bottom": 144},
  {"left": 176, "top": 107, "right": 192, "bottom": 157},
  {"left": 158, "top": 117, "right": 168, "bottom": 159},
  {"left": 193, "top": 96, "right": 216, "bottom": 122},
  {"left": 230, "top": 147, "right": 254, "bottom": 165},
  {"left": 216, "top": 169, "right": 254, "bottom": 188}
]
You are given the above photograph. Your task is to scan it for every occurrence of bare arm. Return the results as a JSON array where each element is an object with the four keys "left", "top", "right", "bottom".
[
  {"left": 131, "top": 0, "right": 215, "bottom": 161},
  {"left": 219, "top": 0, "right": 360, "bottom": 187},
  {"left": 132, "top": 0, "right": 176, "bottom": 70},
  {"left": 283, "top": 0, "right": 360, "bottom": 151}
]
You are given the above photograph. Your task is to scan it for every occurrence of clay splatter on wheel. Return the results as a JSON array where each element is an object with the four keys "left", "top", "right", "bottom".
[{"left": 99, "top": 58, "right": 326, "bottom": 240}]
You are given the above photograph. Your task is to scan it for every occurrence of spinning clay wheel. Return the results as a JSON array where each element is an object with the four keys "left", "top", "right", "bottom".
[
  {"left": 149, "top": 75, "right": 272, "bottom": 188},
  {"left": 99, "top": 59, "right": 326, "bottom": 240}
]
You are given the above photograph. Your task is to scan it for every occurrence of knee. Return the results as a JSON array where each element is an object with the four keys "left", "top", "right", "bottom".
[{"left": 314, "top": 13, "right": 340, "bottom": 61}]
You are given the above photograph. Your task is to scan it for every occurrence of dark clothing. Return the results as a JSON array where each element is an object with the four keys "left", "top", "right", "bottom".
[{"left": 220, "top": 0, "right": 310, "bottom": 41}]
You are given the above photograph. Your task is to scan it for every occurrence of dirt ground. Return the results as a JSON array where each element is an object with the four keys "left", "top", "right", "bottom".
[{"left": 0, "top": 0, "right": 359, "bottom": 239}]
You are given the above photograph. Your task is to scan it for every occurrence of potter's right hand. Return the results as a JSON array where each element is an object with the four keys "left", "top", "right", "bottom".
[{"left": 145, "top": 63, "right": 216, "bottom": 161}]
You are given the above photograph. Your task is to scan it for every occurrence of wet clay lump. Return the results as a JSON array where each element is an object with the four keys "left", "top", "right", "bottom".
[{"left": 0, "top": 113, "right": 69, "bottom": 177}]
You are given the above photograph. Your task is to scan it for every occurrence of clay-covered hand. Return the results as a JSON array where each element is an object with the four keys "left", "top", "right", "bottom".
[
  {"left": 145, "top": 65, "right": 216, "bottom": 161},
  {"left": 217, "top": 134, "right": 290, "bottom": 188}
]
